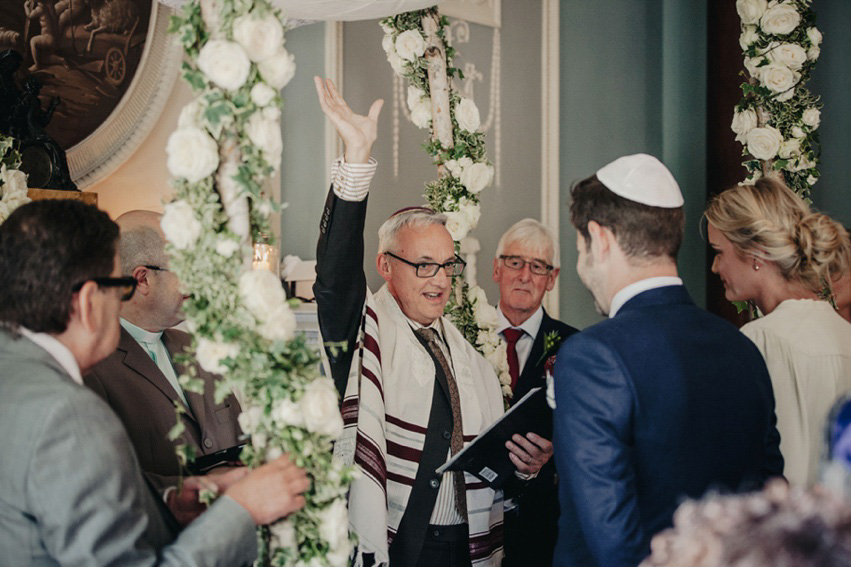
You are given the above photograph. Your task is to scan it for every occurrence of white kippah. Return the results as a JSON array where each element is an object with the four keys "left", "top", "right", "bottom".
[{"left": 596, "top": 153, "right": 684, "bottom": 208}]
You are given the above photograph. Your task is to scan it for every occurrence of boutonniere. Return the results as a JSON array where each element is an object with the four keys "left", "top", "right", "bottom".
[{"left": 537, "top": 330, "right": 564, "bottom": 367}]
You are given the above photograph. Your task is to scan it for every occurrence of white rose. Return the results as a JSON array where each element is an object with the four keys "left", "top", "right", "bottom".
[
  {"left": 381, "top": 33, "right": 395, "bottom": 54},
  {"left": 166, "top": 127, "right": 219, "bottom": 183},
  {"left": 807, "top": 27, "right": 822, "bottom": 46},
  {"left": 474, "top": 300, "right": 499, "bottom": 329},
  {"left": 802, "top": 107, "right": 820, "bottom": 129},
  {"left": 445, "top": 159, "right": 461, "bottom": 177},
  {"left": 455, "top": 98, "right": 481, "bottom": 132},
  {"left": 301, "top": 378, "right": 343, "bottom": 438},
  {"left": 387, "top": 51, "right": 406, "bottom": 75},
  {"left": 407, "top": 85, "right": 426, "bottom": 111},
  {"left": 257, "top": 303, "right": 297, "bottom": 342},
  {"left": 251, "top": 83, "right": 277, "bottom": 107},
  {"left": 232, "top": 14, "right": 284, "bottom": 62},
  {"left": 215, "top": 237, "right": 240, "bottom": 258},
  {"left": 197, "top": 40, "right": 250, "bottom": 91},
  {"left": 460, "top": 162, "right": 494, "bottom": 194},
  {"left": 410, "top": 100, "right": 432, "bottom": 129},
  {"left": 807, "top": 46, "right": 820, "bottom": 61},
  {"left": 246, "top": 111, "right": 282, "bottom": 168},
  {"left": 744, "top": 56, "right": 764, "bottom": 79},
  {"left": 237, "top": 404, "right": 264, "bottom": 434},
  {"left": 760, "top": 2, "right": 801, "bottom": 35},
  {"left": 258, "top": 47, "right": 296, "bottom": 90},
  {"left": 395, "top": 29, "right": 426, "bottom": 62},
  {"left": 731, "top": 108, "right": 758, "bottom": 143},
  {"left": 444, "top": 210, "right": 470, "bottom": 241},
  {"left": 271, "top": 398, "right": 304, "bottom": 428},
  {"left": 270, "top": 520, "right": 297, "bottom": 550},
  {"left": 161, "top": 200, "right": 202, "bottom": 249},
  {"left": 1, "top": 166, "right": 28, "bottom": 196},
  {"left": 239, "top": 269, "right": 286, "bottom": 321},
  {"left": 746, "top": 125, "right": 783, "bottom": 160},
  {"left": 807, "top": 174, "right": 818, "bottom": 186},
  {"left": 767, "top": 43, "right": 807, "bottom": 69},
  {"left": 177, "top": 97, "right": 206, "bottom": 128},
  {"left": 485, "top": 341, "right": 507, "bottom": 372},
  {"left": 778, "top": 138, "right": 801, "bottom": 159},
  {"left": 318, "top": 498, "right": 349, "bottom": 549},
  {"left": 791, "top": 126, "right": 805, "bottom": 138},
  {"left": 468, "top": 285, "right": 488, "bottom": 307},
  {"left": 759, "top": 63, "right": 799, "bottom": 95},
  {"left": 196, "top": 337, "right": 239, "bottom": 374},
  {"left": 793, "top": 154, "right": 815, "bottom": 171},
  {"left": 736, "top": 0, "right": 767, "bottom": 24},
  {"left": 774, "top": 87, "right": 795, "bottom": 102},
  {"left": 252, "top": 432, "right": 268, "bottom": 450},
  {"left": 739, "top": 25, "right": 759, "bottom": 50},
  {"left": 458, "top": 200, "right": 481, "bottom": 229}
]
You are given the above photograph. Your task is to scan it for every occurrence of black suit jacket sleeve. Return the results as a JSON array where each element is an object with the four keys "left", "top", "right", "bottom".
[{"left": 313, "top": 187, "right": 369, "bottom": 398}]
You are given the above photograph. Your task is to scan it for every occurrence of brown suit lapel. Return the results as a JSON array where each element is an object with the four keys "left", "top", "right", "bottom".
[
  {"left": 162, "top": 329, "right": 206, "bottom": 427},
  {"left": 118, "top": 328, "right": 195, "bottom": 422}
]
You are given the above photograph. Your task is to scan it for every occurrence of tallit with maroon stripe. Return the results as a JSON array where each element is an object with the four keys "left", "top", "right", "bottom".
[{"left": 335, "top": 285, "right": 505, "bottom": 566}]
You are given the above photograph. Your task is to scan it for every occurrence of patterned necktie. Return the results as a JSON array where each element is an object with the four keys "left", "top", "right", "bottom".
[
  {"left": 415, "top": 327, "right": 468, "bottom": 519},
  {"left": 502, "top": 327, "right": 524, "bottom": 391}
]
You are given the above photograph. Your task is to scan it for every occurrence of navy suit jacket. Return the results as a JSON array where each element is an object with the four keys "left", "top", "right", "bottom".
[{"left": 552, "top": 285, "right": 783, "bottom": 567}]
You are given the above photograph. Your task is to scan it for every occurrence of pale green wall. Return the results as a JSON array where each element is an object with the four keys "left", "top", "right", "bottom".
[{"left": 558, "top": 0, "right": 707, "bottom": 329}]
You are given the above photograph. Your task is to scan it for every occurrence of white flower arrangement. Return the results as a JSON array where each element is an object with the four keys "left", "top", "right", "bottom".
[
  {"left": 167, "top": 2, "right": 354, "bottom": 565},
  {"left": 381, "top": 9, "right": 512, "bottom": 404},
  {"left": 0, "top": 135, "right": 30, "bottom": 226},
  {"left": 734, "top": 0, "right": 822, "bottom": 194}
]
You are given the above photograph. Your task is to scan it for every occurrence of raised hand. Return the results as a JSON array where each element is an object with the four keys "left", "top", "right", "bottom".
[
  {"left": 224, "top": 455, "right": 310, "bottom": 525},
  {"left": 314, "top": 76, "right": 383, "bottom": 164}
]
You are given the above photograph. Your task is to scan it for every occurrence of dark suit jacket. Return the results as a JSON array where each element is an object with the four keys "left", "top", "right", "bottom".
[
  {"left": 503, "top": 309, "right": 577, "bottom": 567},
  {"left": 552, "top": 285, "right": 784, "bottom": 567},
  {"left": 314, "top": 188, "right": 454, "bottom": 565},
  {"left": 84, "top": 327, "right": 242, "bottom": 490}
]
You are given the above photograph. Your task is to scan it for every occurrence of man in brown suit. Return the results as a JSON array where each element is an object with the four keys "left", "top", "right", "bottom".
[{"left": 84, "top": 210, "right": 242, "bottom": 504}]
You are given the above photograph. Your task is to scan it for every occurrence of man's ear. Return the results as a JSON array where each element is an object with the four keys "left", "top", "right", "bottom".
[
  {"left": 586, "top": 220, "right": 612, "bottom": 260},
  {"left": 376, "top": 253, "right": 392, "bottom": 283},
  {"left": 492, "top": 257, "right": 501, "bottom": 283},
  {"left": 74, "top": 281, "right": 100, "bottom": 333},
  {"left": 545, "top": 267, "right": 559, "bottom": 291},
  {"left": 131, "top": 265, "right": 150, "bottom": 296}
]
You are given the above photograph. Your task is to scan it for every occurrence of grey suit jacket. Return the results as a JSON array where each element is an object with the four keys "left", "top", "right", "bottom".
[
  {"left": 84, "top": 327, "right": 242, "bottom": 490},
  {"left": 0, "top": 329, "right": 256, "bottom": 566}
]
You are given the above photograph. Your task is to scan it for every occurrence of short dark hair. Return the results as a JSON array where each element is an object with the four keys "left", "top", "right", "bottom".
[
  {"left": 569, "top": 174, "right": 685, "bottom": 261},
  {"left": 0, "top": 200, "right": 119, "bottom": 333}
]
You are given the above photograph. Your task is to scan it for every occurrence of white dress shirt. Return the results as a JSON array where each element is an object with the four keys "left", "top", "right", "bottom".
[
  {"left": 120, "top": 318, "right": 189, "bottom": 407},
  {"left": 19, "top": 327, "right": 82, "bottom": 385},
  {"left": 496, "top": 306, "right": 544, "bottom": 373},
  {"left": 609, "top": 277, "right": 683, "bottom": 318}
]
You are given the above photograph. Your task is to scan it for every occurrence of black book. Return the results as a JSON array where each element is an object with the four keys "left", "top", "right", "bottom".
[
  {"left": 436, "top": 387, "right": 550, "bottom": 489},
  {"left": 185, "top": 442, "right": 247, "bottom": 475}
]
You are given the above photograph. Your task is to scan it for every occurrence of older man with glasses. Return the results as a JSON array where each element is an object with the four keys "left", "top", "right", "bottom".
[
  {"left": 313, "top": 77, "right": 544, "bottom": 567},
  {"left": 84, "top": 210, "right": 244, "bottom": 525},
  {"left": 492, "top": 218, "right": 578, "bottom": 567}
]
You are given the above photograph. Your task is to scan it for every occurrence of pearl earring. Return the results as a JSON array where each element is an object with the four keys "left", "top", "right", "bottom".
[{"left": 753, "top": 262, "right": 760, "bottom": 271}]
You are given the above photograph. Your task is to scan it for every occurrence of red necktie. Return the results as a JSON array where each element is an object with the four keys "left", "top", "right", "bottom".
[{"left": 502, "top": 328, "right": 524, "bottom": 391}]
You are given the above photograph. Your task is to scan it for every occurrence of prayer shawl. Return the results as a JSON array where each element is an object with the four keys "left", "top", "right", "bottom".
[{"left": 335, "top": 285, "right": 505, "bottom": 566}]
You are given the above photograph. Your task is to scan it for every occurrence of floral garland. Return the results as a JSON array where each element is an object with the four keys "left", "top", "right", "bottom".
[
  {"left": 380, "top": 9, "right": 513, "bottom": 402},
  {"left": 733, "top": 0, "right": 822, "bottom": 195},
  {"left": 0, "top": 134, "right": 30, "bottom": 225},
  {"left": 166, "top": 2, "right": 353, "bottom": 566}
]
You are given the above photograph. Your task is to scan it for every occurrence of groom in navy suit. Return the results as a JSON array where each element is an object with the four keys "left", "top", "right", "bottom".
[{"left": 552, "top": 154, "right": 784, "bottom": 567}]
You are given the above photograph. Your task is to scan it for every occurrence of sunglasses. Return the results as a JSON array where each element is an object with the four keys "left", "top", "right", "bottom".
[{"left": 71, "top": 276, "right": 138, "bottom": 302}]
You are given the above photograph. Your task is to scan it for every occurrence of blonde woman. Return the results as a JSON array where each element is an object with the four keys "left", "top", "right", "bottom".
[{"left": 705, "top": 177, "right": 851, "bottom": 487}]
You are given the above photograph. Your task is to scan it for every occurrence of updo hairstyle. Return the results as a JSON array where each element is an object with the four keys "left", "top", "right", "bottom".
[{"left": 705, "top": 177, "right": 850, "bottom": 293}]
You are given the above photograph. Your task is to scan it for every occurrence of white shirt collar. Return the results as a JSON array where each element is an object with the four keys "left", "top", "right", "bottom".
[
  {"left": 497, "top": 305, "right": 544, "bottom": 338},
  {"left": 120, "top": 318, "right": 164, "bottom": 344},
  {"left": 609, "top": 276, "right": 683, "bottom": 318},
  {"left": 19, "top": 327, "right": 83, "bottom": 385}
]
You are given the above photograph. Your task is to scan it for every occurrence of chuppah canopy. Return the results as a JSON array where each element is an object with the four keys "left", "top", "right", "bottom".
[{"left": 156, "top": 0, "right": 442, "bottom": 22}]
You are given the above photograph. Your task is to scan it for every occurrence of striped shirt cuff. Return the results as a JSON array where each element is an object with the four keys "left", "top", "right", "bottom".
[{"left": 331, "top": 155, "right": 377, "bottom": 202}]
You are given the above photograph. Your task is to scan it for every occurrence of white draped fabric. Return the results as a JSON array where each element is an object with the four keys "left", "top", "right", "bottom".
[{"left": 156, "top": 0, "right": 442, "bottom": 21}]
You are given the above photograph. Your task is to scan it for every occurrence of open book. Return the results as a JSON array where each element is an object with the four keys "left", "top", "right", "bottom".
[{"left": 436, "top": 387, "right": 550, "bottom": 489}]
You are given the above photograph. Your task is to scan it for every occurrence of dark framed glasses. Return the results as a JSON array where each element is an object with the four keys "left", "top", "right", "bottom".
[
  {"left": 72, "top": 276, "right": 137, "bottom": 301},
  {"left": 143, "top": 265, "right": 170, "bottom": 272},
  {"left": 385, "top": 252, "right": 466, "bottom": 278},
  {"left": 499, "top": 255, "right": 554, "bottom": 276}
]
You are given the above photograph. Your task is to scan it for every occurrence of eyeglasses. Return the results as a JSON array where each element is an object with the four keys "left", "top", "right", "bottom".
[
  {"left": 143, "top": 265, "right": 170, "bottom": 272},
  {"left": 385, "top": 252, "right": 466, "bottom": 278},
  {"left": 72, "top": 276, "right": 138, "bottom": 301},
  {"left": 500, "top": 255, "right": 554, "bottom": 276}
]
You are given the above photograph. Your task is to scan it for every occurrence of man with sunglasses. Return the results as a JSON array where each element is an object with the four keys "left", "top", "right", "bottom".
[
  {"left": 84, "top": 210, "right": 243, "bottom": 521},
  {"left": 492, "top": 219, "right": 578, "bottom": 567},
  {"left": 0, "top": 199, "right": 309, "bottom": 565},
  {"left": 313, "top": 77, "right": 541, "bottom": 567}
]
